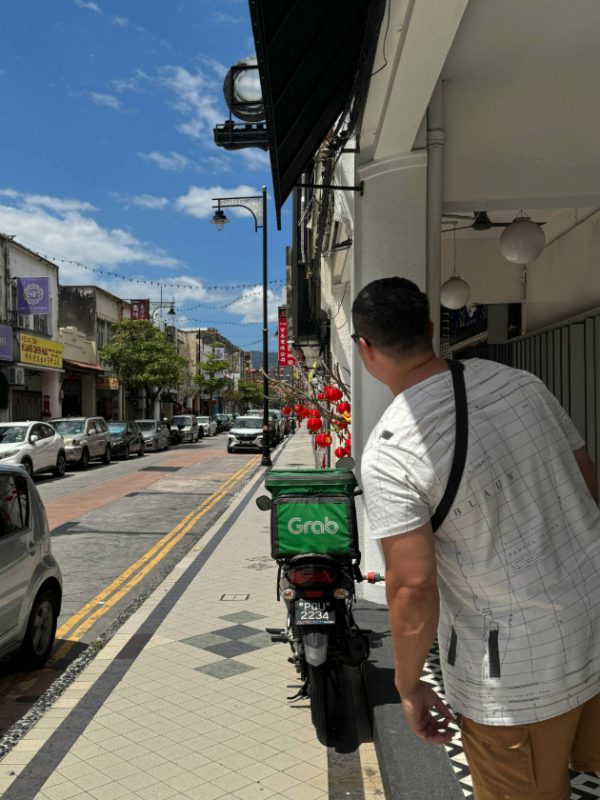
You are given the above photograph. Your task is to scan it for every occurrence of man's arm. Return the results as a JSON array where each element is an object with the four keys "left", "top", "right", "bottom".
[
  {"left": 574, "top": 447, "right": 598, "bottom": 503},
  {"left": 381, "top": 524, "right": 455, "bottom": 744}
]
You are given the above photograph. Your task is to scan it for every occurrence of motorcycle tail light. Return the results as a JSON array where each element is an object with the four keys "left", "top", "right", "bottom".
[
  {"left": 303, "top": 589, "right": 325, "bottom": 599},
  {"left": 282, "top": 588, "right": 296, "bottom": 600},
  {"left": 333, "top": 588, "right": 350, "bottom": 599},
  {"left": 287, "top": 567, "right": 338, "bottom": 587}
]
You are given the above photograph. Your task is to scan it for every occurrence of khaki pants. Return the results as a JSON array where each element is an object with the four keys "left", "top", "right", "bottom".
[{"left": 458, "top": 692, "right": 600, "bottom": 799}]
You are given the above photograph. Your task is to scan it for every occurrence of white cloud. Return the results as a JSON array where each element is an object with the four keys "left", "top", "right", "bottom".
[
  {"left": 112, "top": 193, "right": 169, "bottom": 210},
  {"left": 90, "top": 92, "right": 122, "bottom": 110},
  {"left": 227, "top": 286, "right": 283, "bottom": 324},
  {"left": 73, "top": 0, "right": 102, "bottom": 13},
  {"left": 210, "top": 12, "right": 245, "bottom": 24},
  {"left": 175, "top": 185, "right": 259, "bottom": 220},
  {"left": 238, "top": 149, "right": 270, "bottom": 171},
  {"left": 157, "top": 65, "right": 222, "bottom": 141},
  {"left": 0, "top": 188, "right": 179, "bottom": 272},
  {"left": 112, "top": 16, "right": 129, "bottom": 27},
  {"left": 140, "top": 150, "right": 191, "bottom": 172}
]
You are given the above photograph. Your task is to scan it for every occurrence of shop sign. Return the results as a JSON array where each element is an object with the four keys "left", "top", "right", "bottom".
[
  {"left": 17, "top": 278, "right": 50, "bottom": 315},
  {"left": 278, "top": 307, "right": 295, "bottom": 365},
  {"left": 0, "top": 325, "right": 13, "bottom": 362},
  {"left": 130, "top": 299, "right": 150, "bottom": 320},
  {"left": 97, "top": 375, "right": 119, "bottom": 390},
  {"left": 19, "top": 334, "right": 63, "bottom": 369}
]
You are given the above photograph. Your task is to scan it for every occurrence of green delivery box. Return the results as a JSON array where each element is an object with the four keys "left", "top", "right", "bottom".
[{"left": 264, "top": 469, "right": 359, "bottom": 559}]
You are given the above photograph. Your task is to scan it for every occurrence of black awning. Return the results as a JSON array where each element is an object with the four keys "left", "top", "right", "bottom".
[{"left": 249, "top": 0, "right": 377, "bottom": 228}]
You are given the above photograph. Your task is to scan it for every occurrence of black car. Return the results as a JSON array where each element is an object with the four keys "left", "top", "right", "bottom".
[
  {"left": 215, "top": 414, "right": 232, "bottom": 433},
  {"left": 107, "top": 421, "right": 145, "bottom": 459}
]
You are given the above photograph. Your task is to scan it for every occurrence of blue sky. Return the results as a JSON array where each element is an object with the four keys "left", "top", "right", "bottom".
[{"left": 0, "top": 0, "right": 288, "bottom": 350}]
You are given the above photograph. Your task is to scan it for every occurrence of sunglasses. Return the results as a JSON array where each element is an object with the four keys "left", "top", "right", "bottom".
[{"left": 351, "top": 333, "right": 371, "bottom": 346}]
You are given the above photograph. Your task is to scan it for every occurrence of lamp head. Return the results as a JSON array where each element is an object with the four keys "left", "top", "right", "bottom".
[
  {"left": 499, "top": 214, "right": 545, "bottom": 263},
  {"left": 210, "top": 209, "right": 229, "bottom": 231},
  {"left": 168, "top": 303, "right": 176, "bottom": 317}
]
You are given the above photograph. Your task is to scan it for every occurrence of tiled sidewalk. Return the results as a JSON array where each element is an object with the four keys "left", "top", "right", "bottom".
[{"left": 0, "top": 431, "right": 383, "bottom": 800}]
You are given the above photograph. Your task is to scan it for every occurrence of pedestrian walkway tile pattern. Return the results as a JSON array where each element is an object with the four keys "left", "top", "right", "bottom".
[
  {"left": 182, "top": 613, "right": 273, "bottom": 679},
  {"left": 422, "top": 644, "right": 600, "bottom": 800}
]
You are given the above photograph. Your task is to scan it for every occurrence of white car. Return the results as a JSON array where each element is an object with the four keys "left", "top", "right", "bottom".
[
  {"left": 227, "top": 415, "right": 264, "bottom": 453},
  {"left": 197, "top": 416, "right": 217, "bottom": 437},
  {"left": 0, "top": 465, "right": 62, "bottom": 668},
  {"left": 0, "top": 422, "right": 67, "bottom": 478}
]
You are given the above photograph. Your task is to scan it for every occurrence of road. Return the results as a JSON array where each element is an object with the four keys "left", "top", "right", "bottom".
[{"left": 0, "top": 431, "right": 261, "bottom": 736}]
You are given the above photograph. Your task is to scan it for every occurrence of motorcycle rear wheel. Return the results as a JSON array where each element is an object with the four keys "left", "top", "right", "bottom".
[{"left": 307, "top": 663, "right": 329, "bottom": 735}]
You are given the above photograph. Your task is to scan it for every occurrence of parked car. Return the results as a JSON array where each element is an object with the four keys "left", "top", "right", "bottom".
[
  {"left": 170, "top": 414, "right": 201, "bottom": 443},
  {"left": 197, "top": 416, "right": 218, "bottom": 437},
  {"left": 136, "top": 419, "right": 170, "bottom": 451},
  {"left": 107, "top": 421, "right": 145, "bottom": 459},
  {"left": 51, "top": 417, "right": 112, "bottom": 470},
  {"left": 244, "top": 408, "right": 280, "bottom": 444},
  {"left": 269, "top": 409, "right": 286, "bottom": 443},
  {"left": 215, "top": 414, "right": 232, "bottom": 433},
  {"left": 0, "top": 466, "right": 62, "bottom": 668},
  {"left": 227, "top": 415, "right": 264, "bottom": 453},
  {"left": 0, "top": 422, "right": 67, "bottom": 478}
]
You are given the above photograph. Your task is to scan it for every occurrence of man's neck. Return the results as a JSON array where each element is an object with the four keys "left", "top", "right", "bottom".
[{"left": 388, "top": 351, "right": 449, "bottom": 396}]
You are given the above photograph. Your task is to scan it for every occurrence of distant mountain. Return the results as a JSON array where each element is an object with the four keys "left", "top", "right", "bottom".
[{"left": 247, "top": 350, "right": 279, "bottom": 371}]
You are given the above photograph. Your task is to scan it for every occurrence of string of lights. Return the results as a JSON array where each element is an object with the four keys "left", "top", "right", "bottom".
[{"left": 28, "top": 246, "right": 285, "bottom": 292}]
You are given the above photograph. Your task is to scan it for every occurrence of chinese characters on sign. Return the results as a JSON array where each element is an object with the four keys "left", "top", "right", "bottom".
[
  {"left": 17, "top": 278, "right": 50, "bottom": 315},
  {"left": 19, "top": 334, "right": 63, "bottom": 369},
  {"left": 277, "top": 307, "right": 296, "bottom": 366},
  {"left": 130, "top": 299, "right": 150, "bottom": 320},
  {"left": 96, "top": 376, "right": 119, "bottom": 390}
]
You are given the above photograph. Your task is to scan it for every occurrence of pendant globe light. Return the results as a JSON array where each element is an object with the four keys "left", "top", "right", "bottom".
[
  {"left": 440, "top": 223, "right": 471, "bottom": 309},
  {"left": 499, "top": 211, "right": 545, "bottom": 264}
]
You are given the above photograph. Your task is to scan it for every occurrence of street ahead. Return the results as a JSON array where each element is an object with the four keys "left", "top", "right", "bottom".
[{"left": 0, "top": 433, "right": 261, "bottom": 736}]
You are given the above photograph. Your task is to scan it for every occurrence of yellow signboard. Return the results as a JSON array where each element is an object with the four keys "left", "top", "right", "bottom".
[
  {"left": 19, "top": 334, "right": 63, "bottom": 369},
  {"left": 97, "top": 375, "right": 119, "bottom": 390}
]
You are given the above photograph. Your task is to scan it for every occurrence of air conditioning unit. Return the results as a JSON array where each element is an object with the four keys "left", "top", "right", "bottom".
[{"left": 8, "top": 367, "right": 25, "bottom": 385}]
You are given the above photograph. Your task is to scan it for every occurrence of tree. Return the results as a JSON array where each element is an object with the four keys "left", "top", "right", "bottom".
[
  {"left": 194, "top": 351, "right": 230, "bottom": 402},
  {"left": 238, "top": 380, "right": 263, "bottom": 410},
  {"left": 101, "top": 320, "right": 188, "bottom": 417}
]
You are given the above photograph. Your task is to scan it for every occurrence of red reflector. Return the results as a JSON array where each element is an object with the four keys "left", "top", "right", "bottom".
[
  {"left": 288, "top": 567, "right": 337, "bottom": 586},
  {"left": 304, "top": 589, "right": 325, "bottom": 598}
]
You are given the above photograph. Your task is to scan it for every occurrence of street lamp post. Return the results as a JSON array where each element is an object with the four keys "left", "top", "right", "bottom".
[{"left": 211, "top": 185, "right": 271, "bottom": 467}]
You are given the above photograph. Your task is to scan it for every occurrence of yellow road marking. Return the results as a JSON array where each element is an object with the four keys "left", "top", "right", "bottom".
[{"left": 53, "top": 457, "right": 259, "bottom": 660}]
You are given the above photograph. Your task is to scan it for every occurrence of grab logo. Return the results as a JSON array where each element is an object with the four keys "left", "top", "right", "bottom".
[{"left": 288, "top": 517, "right": 339, "bottom": 535}]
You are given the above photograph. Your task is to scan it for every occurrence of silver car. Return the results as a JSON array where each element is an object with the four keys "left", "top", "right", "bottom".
[
  {"left": 227, "top": 415, "right": 263, "bottom": 453},
  {"left": 170, "top": 414, "right": 200, "bottom": 443},
  {"left": 0, "top": 466, "right": 62, "bottom": 668},
  {"left": 136, "top": 419, "right": 171, "bottom": 451},
  {"left": 51, "top": 417, "right": 112, "bottom": 470},
  {"left": 197, "top": 416, "right": 217, "bottom": 437}
]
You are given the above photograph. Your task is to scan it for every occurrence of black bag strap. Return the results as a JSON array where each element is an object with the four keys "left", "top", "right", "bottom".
[{"left": 431, "top": 360, "right": 468, "bottom": 532}]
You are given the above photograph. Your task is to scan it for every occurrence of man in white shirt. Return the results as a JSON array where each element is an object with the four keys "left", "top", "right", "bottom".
[{"left": 353, "top": 277, "right": 600, "bottom": 799}]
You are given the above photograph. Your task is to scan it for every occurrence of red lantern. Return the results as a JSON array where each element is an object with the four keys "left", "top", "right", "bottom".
[
  {"left": 335, "top": 420, "right": 348, "bottom": 431},
  {"left": 282, "top": 405, "right": 291, "bottom": 416},
  {"left": 308, "top": 409, "right": 320, "bottom": 418},
  {"left": 298, "top": 407, "right": 309, "bottom": 419},
  {"left": 317, "top": 391, "right": 326, "bottom": 401},
  {"left": 325, "top": 385, "right": 343, "bottom": 402},
  {"left": 334, "top": 446, "right": 346, "bottom": 459},
  {"left": 294, "top": 403, "right": 303, "bottom": 415},
  {"left": 344, "top": 441, "right": 352, "bottom": 455},
  {"left": 336, "top": 401, "right": 350, "bottom": 415},
  {"left": 315, "top": 432, "right": 332, "bottom": 449},
  {"left": 307, "top": 417, "right": 322, "bottom": 433}
]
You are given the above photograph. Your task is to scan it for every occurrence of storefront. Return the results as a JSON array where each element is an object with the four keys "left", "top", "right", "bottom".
[
  {"left": 62, "top": 359, "right": 104, "bottom": 417},
  {"left": 14, "top": 333, "right": 63, "bottom": 422},
  {"left": 96, "top": 374, "right": 120, "bottom": 420}
]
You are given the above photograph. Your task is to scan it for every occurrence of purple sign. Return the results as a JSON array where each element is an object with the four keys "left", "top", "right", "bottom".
[
  {"left": 0, "top": 325, "right": 13, "bottom": 362},
  {"left": 17, "top": 277, "right": 50, "bottom": 315}
]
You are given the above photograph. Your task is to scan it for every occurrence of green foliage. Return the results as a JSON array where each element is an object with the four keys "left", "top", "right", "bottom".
[
  {"left": 238, "top": 380, "right": 263, "bottom": 407},
  {"left": 194, "top": 351, "right": 230, "bottom": 396},
  {"left": 100, "top": 320, "right": 188, "bottom": 406}
]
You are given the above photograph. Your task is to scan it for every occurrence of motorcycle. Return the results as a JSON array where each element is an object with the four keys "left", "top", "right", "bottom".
[{"left": 256, "top": 459, "right": 382, "bottom": 738}]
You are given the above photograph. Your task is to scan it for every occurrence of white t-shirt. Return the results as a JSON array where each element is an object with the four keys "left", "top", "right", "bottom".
[{"left": 361, "top": 358, "right": 600, "bottom": 725}]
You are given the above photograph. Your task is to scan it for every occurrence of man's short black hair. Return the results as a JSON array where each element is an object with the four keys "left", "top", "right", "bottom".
[{"left": 351, "top": 277, "right": 431, "bottom": 355}]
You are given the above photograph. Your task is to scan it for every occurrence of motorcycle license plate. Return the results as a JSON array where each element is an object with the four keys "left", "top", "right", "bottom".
[{"left": 295, "top": 600, "right": 335, "bottom": 625}]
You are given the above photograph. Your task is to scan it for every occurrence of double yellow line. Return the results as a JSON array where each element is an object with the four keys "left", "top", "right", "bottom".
[{"left": 52, "top": 456, "right": 260, "bottom": 661}]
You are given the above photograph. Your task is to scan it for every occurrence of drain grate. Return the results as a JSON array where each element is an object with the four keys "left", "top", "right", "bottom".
[{"left": 220, "top": 594, "right": 250, "bottom": 601}]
